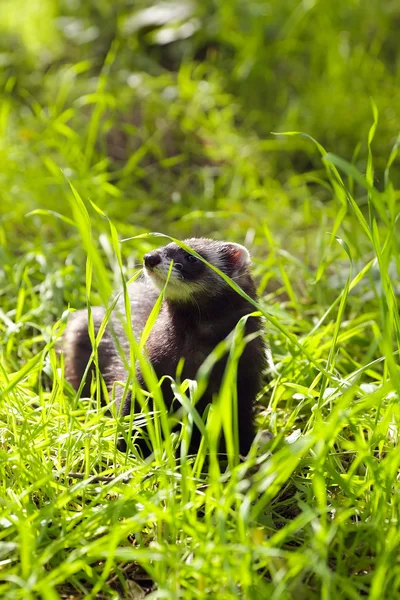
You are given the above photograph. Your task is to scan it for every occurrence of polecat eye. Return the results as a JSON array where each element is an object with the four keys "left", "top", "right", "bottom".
[{"left": 185, "top": 253, "right": 198, "bottom": 263}]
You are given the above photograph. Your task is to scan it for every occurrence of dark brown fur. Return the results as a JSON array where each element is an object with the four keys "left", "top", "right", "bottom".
[{"left": 64, "top": 239, "right": 265, "bottom": 456}]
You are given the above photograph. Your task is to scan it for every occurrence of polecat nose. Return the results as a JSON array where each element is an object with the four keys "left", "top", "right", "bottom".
[{"left": 144, "top": 252, "right": 162, "bottom": 268}]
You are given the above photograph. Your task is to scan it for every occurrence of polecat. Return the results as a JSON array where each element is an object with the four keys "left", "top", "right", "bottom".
[{"left": 64, "top": 238, "right": 265, "bottom": 456}]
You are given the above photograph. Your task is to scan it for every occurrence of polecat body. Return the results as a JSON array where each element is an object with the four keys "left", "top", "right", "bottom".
[{"left": 64, "top": 238, "right": 265, "bottom": 456}]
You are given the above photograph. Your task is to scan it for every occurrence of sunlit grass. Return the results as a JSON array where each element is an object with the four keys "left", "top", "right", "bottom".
[
  {"left": 2, "top": 131, "right": 400, "bottom": 597},
  {"left": 1, "top": 1, "right": 400, "bottom": 597}
]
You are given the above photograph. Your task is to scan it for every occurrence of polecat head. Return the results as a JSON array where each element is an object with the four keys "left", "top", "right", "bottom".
[{"left": 143, "top": 238, "right": 253, "bottom": 303}]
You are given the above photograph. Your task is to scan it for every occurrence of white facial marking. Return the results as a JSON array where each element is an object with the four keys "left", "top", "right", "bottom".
[{"left": 144, "top": 257, "right": 203, "bottom": 302}]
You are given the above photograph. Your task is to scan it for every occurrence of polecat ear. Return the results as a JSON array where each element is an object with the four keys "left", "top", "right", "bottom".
[{"left": 222, "top": 243, "right": 251, "bottom": 273}]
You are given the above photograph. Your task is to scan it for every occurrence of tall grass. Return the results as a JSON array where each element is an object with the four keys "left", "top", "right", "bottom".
[
  {"left": 1, "top": 1, "right": 400, "bottom": 598},
  {"left": 1, "top": 126, "right": 400, "bottom": 597}
]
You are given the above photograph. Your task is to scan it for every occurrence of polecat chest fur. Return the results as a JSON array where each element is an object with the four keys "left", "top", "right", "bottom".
[{"left": 64, "top": 238, "right": 266, "bottom": 456}]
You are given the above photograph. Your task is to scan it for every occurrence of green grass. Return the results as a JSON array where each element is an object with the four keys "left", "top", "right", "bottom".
[{"left": 1, "top": 1, "right": 400, "bottom": 598}]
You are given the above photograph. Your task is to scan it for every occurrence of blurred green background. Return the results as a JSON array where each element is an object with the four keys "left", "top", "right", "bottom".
[{"left": 0, "top": 0, "right": 399, "bottom": 317}]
